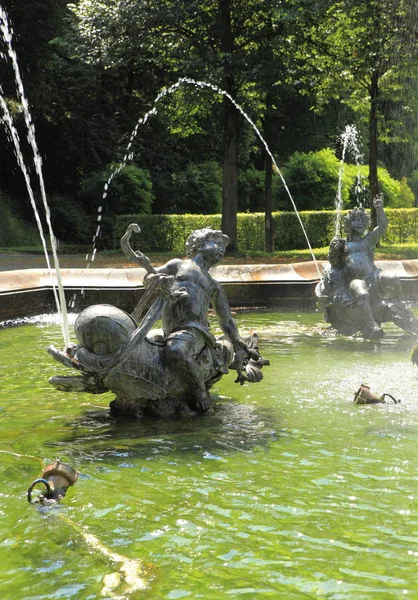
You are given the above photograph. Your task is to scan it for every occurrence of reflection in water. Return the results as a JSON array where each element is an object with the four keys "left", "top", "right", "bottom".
[{"left": 57, "top": 400, "right": 281, "bottom": 462}]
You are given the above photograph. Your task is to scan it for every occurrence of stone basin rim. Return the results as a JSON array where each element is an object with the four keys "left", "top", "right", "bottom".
[
  {"left": 1, "top": 260, "right": 418, "bottom": 322},
  {"left": 2, "top": 259, "right": 418, "bottom": 292}
]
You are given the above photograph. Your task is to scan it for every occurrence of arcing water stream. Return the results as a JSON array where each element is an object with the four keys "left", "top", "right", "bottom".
[
  {"left": 0, "top": 10, "right": 327, "bottom": 342},
  {"left": 93, "top": 77, "right": 323, "bottom": 280},
  {"left": 0, "top": 7, "right": 70, "bottom": 347}
]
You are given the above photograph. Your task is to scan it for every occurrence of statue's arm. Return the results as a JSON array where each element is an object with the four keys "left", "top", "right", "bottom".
[
  {"left": 212, "top": 282, "right": 241, "bottom": 344},
  {"left": 143, "top": 259, "right": 181, "bottom": 285},
  {"left": 212, "top": 284, "right": 260, "bottom": 365},
  {"left": 370, "top": 197, "right": 388, "bottom": 245},
  {"left": 131, "top": 260, "right": 183, "bottom": 323}
]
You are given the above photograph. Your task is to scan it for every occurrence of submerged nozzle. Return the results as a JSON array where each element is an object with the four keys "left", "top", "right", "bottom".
[
  {"left": 27, "top": 459, "right": 78, "bottom": 504},
  {"left": 353, "top": 384, "right": 401, "bottom": 405}
]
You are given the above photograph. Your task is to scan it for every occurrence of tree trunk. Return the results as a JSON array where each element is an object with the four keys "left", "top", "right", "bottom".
[
  {"left": 219, "top": 0, "right": 238, "bottom": 251},
  {"left": 369, "top": 67, "right": 379, "bottom": 228}
]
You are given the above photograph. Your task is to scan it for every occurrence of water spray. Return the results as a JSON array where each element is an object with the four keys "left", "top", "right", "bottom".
[
  {"left": 0, "top": 8, "right": 70, "bottom": 346},
  {"left": 335, "top": 124, "right": 364, "bottom": 237}
]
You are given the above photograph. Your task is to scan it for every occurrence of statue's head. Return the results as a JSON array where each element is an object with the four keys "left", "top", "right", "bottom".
[
  {"left": 344, "top": 207, "right": 370, "bottom": 237},
  {"left": 185, "top": 228, "right": 230, "bottom": 264},
  {"left": 328, "top": 236, "right": 346, "bottom": 268}
]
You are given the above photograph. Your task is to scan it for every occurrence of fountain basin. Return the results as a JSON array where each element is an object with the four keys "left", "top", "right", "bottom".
[
  {"left": 1, "top": 260, "right": 418, "bottom": 322},
  {"left": 2, "top": 310, "right": 418, "bottom": 599}
]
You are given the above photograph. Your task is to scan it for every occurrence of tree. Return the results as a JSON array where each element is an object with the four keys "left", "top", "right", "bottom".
[
  {"left": 294, "top": 0, "right": 418, "bottom": 222},
  {"left": 0, "top": 0, "right": 72, "bottom": 204},
  {"left": 66, "top": 0, "right": 320, "bottom": 249}
]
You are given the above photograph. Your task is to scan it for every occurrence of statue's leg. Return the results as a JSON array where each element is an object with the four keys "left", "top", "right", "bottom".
[
  {"left": 378, "top": 271, "right": 401, "bottom": 300},
  {"left": 166, "top": 331, "right": 212, "bottom": 412},
  {"left": 349, "top": 279, "right": 384, "bottom": 340},
  {"left": 377, "top": 272, "right": 418, "bottom": 334}
]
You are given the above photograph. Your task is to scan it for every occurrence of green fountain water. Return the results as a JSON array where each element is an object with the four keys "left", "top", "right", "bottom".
[{"left": 1, "top": 310, "right": 418, "bottom": 599}]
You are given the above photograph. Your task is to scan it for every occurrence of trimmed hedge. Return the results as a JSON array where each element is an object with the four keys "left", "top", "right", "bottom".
[
  {"left": 114, "top": 208, "right": 418, "bottom": 253},
  {"left": 114, "top": 214, "right": 222, "bottom": 254}
]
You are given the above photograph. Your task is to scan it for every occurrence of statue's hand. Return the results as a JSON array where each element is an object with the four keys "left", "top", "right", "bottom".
[
  {"left": 171, "top": 286, "right": 189, "bottom": 302},
  {"left": 334, "top": 291, "right": 353, "bottom": 306},
  {"left": 373, "top": 196, "right": 383, "bottom": 209},
  {"left": 232, "top": 334, "right": 269, "bottom": 386},
  {"left": 150, "top": 273, "right": 175, "bottom": 294},
  {"left": 233, "top": 338, "right": 259, "bottom": 361}
]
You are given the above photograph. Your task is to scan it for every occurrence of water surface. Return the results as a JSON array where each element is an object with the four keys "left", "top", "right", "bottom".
[{"left": 1, "top": 311, "right": 418, "bottom": 599}]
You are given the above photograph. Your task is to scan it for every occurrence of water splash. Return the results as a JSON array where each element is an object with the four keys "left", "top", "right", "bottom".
[
  {"left": 0, "top": 7, "right": 70, "bottom": 347},
  {"left": 93, "top": 77, "right": 322, "bottom": 279},
  {"left": 335, "top": 124, "right": 364, "bottom": 237}
]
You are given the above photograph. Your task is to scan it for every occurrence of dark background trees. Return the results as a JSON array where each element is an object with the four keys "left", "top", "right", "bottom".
[{"left": 0, "top": 0, "right": 417, "bottom": 249}]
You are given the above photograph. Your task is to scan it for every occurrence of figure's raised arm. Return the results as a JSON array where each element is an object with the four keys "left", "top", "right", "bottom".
[
  {"left": 369, "top": 196, "right": 388, "bottom": 245},
  {"left": 121, "top": 224, "right": 181, "bottom": 282}
]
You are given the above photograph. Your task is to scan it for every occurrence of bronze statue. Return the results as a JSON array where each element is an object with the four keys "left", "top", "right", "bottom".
[
  {"left": 316, "top": 198, "right": 418, "bottom": 339},
  {"left": 48, "top": 225, "right": 268, "bottom": 418}
]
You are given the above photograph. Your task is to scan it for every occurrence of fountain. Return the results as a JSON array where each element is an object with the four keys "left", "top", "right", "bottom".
[
  {"left": 47, "top": 224, "right": 269, "bottom": 417},
  {"left": 3, "top": 307, "right": 418, "bottom": 598},
  {"left": 316, "top": 197, "right": 418, "bottom": 339},
  {"left": 2, "top": 6, "right": 418, "bottom": 599}
]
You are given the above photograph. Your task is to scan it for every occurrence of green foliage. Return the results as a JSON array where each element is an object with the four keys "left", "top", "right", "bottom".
[
  {"left": 115, "top": 210, "right": 334, "bottom": 253},
  {"left": 114, "top": 214, "right": 222, "bottom": 254},
  {"left": 274, "top": 211, "right": 336, "bottom": 251},
  {"left": 344, "top": 165, "right": 415, "bottom": 208},
  {"left": 0, "top": 192, "right": 41, "bottom": 247},
  {"left": 383, "top": 209, "right": 418, "bottom": 244},
  {"left": 2, "top": 0, "right": 418, "bottom": 235},
  {"left": 344, "top": 166, "right": 369, "bottom": 207},
  {"left": 408, "top": 171, "right": 418, "bottom": 203},
  {"left": 278, "top": 208, "right": 418, "bottom": 247},
  {"left": 169, "top": 162, "right": 222, "bottom": 214},
  {"left": 274, "top": 149, "right": 415, "bottom": 212},
  {"left": 115, "top": 212, "right": 265, "bottom": 253},
  {"left": 274, "top": 148, "right": 351, "bottom": 211},
  {"left": 78, "top": 165, "right": 154, "bottom": 249},
  {"left": 238, "top": 168, "right": 266, "bottom": 212},
  {"left": 237, "top": 213, "right": 265, "bottom": 251},
  {"left": 79, "top": 165, "right": 154, "bottom": 215},
  {"left": 398, "top": 177, "right": 415, "bottom": 208},
  {"left": 48, "top": 194, "right": 91, "bottom": 244},
  {"left": 375, "top": 168, "right": 402, "bottom": 208}
]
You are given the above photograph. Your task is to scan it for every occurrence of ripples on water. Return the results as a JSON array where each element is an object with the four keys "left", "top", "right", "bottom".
[{"left": 1, "top": 310, "right": 418, "bottom": 598}]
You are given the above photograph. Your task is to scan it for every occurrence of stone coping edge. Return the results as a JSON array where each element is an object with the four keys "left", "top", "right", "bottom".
[{"left": 1, "top": 260, "right": 418, "bottom": 293}]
